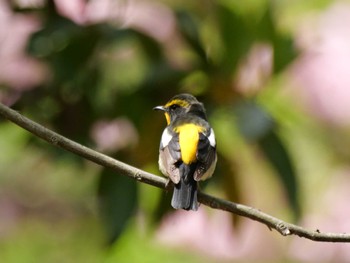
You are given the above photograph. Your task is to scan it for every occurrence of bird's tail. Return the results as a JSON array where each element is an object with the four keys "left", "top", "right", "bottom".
[{"left": 171, "top": 164, "right": 198, "bottom": 211}]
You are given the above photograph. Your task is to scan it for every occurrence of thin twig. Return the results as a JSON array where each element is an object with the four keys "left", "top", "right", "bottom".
[{"left": 0, "top": 102, "right": 349, "bottom": 242}]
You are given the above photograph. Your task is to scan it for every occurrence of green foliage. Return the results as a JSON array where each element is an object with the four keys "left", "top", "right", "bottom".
[
  {"left": 98, "top": 169, "right": 138, "bottom": 244},
  {"left": 105, "top": 226, "right": 214, "bottom": 263},
  {"left": 0, "top": 218, "right": 104, "bottom": 263},
  {"left": 234, "top": 101, "right": 300, "bottom": 217},
  {"left": 259, "top": 130, "right": 300, "bottom": 218}
]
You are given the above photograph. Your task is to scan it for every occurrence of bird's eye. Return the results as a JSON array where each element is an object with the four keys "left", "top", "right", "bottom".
[{"left": 169, "top": 104, "right": 179, "bottom": 111}]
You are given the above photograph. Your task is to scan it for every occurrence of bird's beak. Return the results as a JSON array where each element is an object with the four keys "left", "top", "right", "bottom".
[
  {"left": 153, "top": 105, "right": 166, "bottom": 111},
  {"left": 154, "top": 105, "right": 170, "bottom": 125}
]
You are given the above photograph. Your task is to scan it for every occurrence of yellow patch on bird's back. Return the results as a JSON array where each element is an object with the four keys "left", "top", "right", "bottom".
[{"left": 175, "top": 124, "right": 205, "bottom": 164}]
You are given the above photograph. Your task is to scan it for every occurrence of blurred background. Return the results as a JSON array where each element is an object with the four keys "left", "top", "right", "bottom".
[{"left": 1, "top": 0, "right": 350, "bottom": 262}]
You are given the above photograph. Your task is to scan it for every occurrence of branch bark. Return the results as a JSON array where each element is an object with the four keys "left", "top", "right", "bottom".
[{"left": 0, "top": 102, "right": 349, "bottom": 242}]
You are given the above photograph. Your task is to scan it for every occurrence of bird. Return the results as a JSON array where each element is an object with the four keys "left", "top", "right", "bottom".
[{"left": 154, "top": 93, "right": 217, "bottom": 211}]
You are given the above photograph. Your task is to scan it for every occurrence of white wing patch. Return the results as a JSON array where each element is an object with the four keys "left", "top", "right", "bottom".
[
  {"left": 160, "top": 128, "right": 172, "bottom": 148},
  {"left": 208, "top": 128, "right": 216, "bottom": 147}
]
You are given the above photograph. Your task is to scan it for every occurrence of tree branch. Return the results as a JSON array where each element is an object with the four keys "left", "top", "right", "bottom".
[{"left": 0, "top": 102, "right": 349, "bottom": 243}]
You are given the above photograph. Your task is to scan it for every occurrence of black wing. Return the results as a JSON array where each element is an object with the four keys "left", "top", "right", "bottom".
[{"left": 194, "top": 132, "right": 217, "bottom": 181}]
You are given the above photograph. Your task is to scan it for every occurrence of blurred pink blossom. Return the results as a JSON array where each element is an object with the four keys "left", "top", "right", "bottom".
[
  {"left": 289, "top": 168, "right": 350, "bottom": 262},
  {"left": 54, "top": 0, "right": 87, "bottom": 25},
  {"left": 292, "top": 2, "right": 350, "bottom": 127},
  {"left": 156, "top": 207, "right": 285, "bottom": 261},
  {"left": 90, "top": 118, "right": 138, "bottom": 153},
  {"left": 235, "top": 42, "right": 273, "bottom": 96},
  {"left": 112, "top": 0, "right": 176, "bottom": 43},
  {"left": 54, "top": 0, "right": 176, "bottom": 43},
  {"left": 0, "top": 194, "right": 22, "bottom": 237},
  {"left": 0, "top": 0, "right": 46, "bottom": 91}
]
